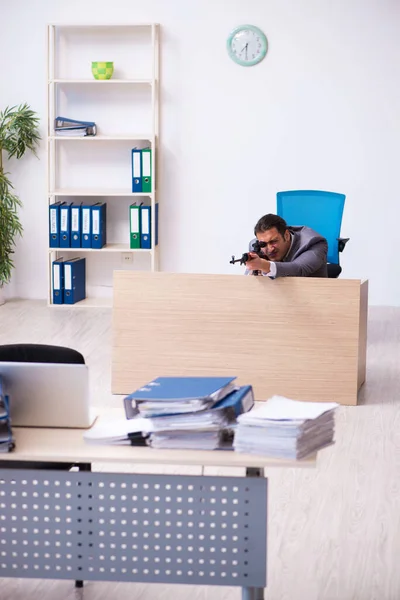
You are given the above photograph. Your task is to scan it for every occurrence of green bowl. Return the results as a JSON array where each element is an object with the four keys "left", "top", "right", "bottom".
[{"left": 91, "top": 61, "right": 114, "bottom": 80}]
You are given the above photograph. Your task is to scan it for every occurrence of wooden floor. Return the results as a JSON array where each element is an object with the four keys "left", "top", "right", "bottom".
[{"left": 0, "top": 299, "right": 399, "bottom": 600}]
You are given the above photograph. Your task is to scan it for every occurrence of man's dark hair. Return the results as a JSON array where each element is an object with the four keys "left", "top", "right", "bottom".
[{"left": 254, "top": 213, "right": 288, "bottom": 237}]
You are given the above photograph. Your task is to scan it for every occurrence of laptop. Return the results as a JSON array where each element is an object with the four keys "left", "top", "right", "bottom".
[{"left": 0, "top": 362, "right": 96, "bottom": 428}]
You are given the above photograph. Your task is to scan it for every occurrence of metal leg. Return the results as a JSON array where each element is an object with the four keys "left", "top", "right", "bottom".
[
  {"left": 74, "top": 463, "right": 91, "bottom": 588},
  {"left": 77, "top": 462, "right": 92, "bottom": 472},
  {"left": 242, "top": 588, "right": 255, "bottom": 600},
  {"left": 244, "top": 467, "right": 266, "bottom": 600},
  {"left": 242, "top": 588, "right": 264, "bottom": 600},
  {"left": 245, "top": 467, "right": 263, "bottom": 478}
]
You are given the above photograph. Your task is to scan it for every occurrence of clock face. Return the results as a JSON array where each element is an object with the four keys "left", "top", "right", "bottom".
[{"left": 227, "top": 25, "right": 268, "bottom": 67}]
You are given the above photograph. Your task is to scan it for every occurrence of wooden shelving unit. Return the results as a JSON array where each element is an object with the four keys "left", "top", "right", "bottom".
[{"left": 47, "top": 23, "right": 160, "bottom": 307}]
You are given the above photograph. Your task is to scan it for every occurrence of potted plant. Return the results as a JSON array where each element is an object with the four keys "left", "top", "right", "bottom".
[{"left": 0, "top": 103, "right": 40, "bottom": 305}]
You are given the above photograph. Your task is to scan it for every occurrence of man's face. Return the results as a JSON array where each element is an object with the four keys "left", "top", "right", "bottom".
[{"left": 256, "top": 227, "right": 291, "bottom": 262}]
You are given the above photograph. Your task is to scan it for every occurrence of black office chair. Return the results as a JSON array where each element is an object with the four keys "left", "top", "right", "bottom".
[
  {"left": 0, "top": 343, "right": 85, "bottom": 364},
  {"left": 0, "top": 343, "right": 85, "bottom": 470}
]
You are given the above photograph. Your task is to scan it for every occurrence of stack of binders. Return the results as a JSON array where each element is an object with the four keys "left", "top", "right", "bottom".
[
  {"left": 49, "top": 202, "right": 107, "bottom": 249},
  {"left": 0, "top": 376, "right": 15, "bottom": 453},
  {"left": 129, "top": 203, "right": 158, "bottom": 249},
  {"left": 55, "top": 116, "right": 97, "bottom": 137},
  {"left": 123, "top": 376, "right": 255, "bottom": 450},
  {"left": 131, "top": 147, "right": 152, "bottom": 193},
  {"left": 52, "top": 257, "right": 86, "bottom": 305}
]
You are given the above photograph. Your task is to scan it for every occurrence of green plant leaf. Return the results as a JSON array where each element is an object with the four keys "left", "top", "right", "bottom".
[
  {"left": 0, "top": 102, "right": 40, "bottom": 285},
  {"left": 0, "top": 102, "right": 41, "bottom": 160}
]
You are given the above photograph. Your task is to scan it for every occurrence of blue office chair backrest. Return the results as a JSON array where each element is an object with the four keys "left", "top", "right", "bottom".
[{"left": 276, "top": 190, "right": 346, "bottom": 265}]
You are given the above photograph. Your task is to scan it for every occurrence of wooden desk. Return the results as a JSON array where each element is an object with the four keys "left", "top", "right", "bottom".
[
  {"left": 1, "top": 421, "right": 316, "bottom": 469},
  {"left": 0, "top": 417, "right": 316, "bottom": 600},
  {"left": 112, "top": 272, "right": 368, "bottom": 405}
]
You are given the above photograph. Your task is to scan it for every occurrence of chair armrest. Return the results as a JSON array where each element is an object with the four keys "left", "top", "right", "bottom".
[{"left": 338, "top": 237, "right": 350, "bottom": 253}]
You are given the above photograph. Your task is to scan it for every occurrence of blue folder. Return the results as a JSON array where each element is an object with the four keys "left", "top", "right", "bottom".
[
  {"left": 139, "top": 204, "right": 159, "bottom": 249},
  {"left": 49, "top": 201, "right": 64, "bottom": 248},
  {"left": 124, "top": 376, "right": 237, "bottom": 419},
  {"left": 55, "top": 116, "right": 96, "bottom": 127},
  {"left": 63, "top": 257, "right": 86, "bottom": 305},
  {"left": 131, "top": 148, "right": 142, "bottom": 193},
  {"left": 140, "top": 205, "right": 151, "bottom": 249},
  {"left": 155, "top": 203, "right": 159, "bottom": 246},
  {"left": 52, "top": 257, "right": 65, "bottom": 304},
  {"left": 70, "top": 203, "right": 82, "bottom": 248},
  {"left": 91, "top": 203, "right": 107, "bottom": 249},
  {"left": 127, "top": 376, "right": 237, "bottom": 403},
  {"left": 81, "top": 204, "right": 92, "bottom": 249},
  {"left": 59, "top": 203, "right": 71, "bottom": 248},
  {"left": 137, "top": 385, "right": 254, "bottom": 421},
  {"left": 212, "top": 385, "right": 254, "bottom": 417}
]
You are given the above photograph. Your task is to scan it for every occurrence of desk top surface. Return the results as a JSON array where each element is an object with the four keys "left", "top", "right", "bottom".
[{"left": 0, "top": 409, "right": 317, "bottom": 470}]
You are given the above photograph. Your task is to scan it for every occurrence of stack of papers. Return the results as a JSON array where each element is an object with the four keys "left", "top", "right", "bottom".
[
  {"left": 150, "top": 428, "right": 235, "bottom": 451},
  {"left": 83, "top": 416, "right": 152, "bottom": 446},
  {"left": 147, "top": 386, "right": 254, "bottom": 432},
  {"left": 150, "top": 431, "right": 221, "bottom": 450},
  {"left": 234, "top": 395, "right": 338, "bottom": 459},
  {"left": 83, "top": 378, "right": 254, "bottom": 451},
  {"left": 144, "top": 383, "right": 253, "bottom": 450}
]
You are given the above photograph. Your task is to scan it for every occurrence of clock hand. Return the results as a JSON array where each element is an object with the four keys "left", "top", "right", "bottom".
[{"left": 239, "top": 42, "right": 248, "bottom": 55}]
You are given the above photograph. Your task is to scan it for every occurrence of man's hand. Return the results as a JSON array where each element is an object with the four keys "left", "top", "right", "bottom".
[{"left": 245, "top": 252, "right": 271, "bottom": 273}]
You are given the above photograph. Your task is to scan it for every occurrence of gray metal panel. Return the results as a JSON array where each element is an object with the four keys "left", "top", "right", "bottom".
[
  {"left": 0, "top": 469, "right": 267, "bottom": 587},
  {"left": 0, "top": 469, "right": 83, "bottom": 579}
]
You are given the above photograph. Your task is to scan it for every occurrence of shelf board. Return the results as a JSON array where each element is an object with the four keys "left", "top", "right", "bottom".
[
  {"left": 49, "top": 244, "right": 152, "bottom": 253},
  {"left": 48, "top": 134, "right": 153, "bottom": 141},
  {"left": 49, "top": 189, "right": 152, "bottom": 197},
  {"left": 49, "top": 297, "right": 112, "bottom": 309},
  {"left": 51, "top": 24, "right": 157, "bottom": 29},
  {"left": 50, "top": 79, "right": 153, "bottom": 85}
]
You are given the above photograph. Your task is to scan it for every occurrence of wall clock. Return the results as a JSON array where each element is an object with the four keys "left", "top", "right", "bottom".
[{"left": 227, "top": 24, "right": 268, "bottom": 67}]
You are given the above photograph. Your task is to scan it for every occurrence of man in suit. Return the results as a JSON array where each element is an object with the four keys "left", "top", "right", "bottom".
[{"left": 245, "top": 213, "right": 328, "bottom": 277}]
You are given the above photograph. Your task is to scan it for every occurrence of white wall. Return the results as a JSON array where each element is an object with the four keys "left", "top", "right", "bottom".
[{"left": 1, "top": 0, "right": 400, "bottom": 305}]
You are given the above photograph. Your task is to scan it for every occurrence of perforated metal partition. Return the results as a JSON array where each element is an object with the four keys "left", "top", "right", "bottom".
[{"left": 0, "top": 469, "right": 267, "bottom": 588}]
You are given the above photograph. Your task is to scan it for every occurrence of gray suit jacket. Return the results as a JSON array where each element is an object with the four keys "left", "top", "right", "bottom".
[{"left": 249, "top": 226, "right": 328, "bottom": 278}]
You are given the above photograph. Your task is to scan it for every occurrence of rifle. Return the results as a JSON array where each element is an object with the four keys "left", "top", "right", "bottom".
[{"left": 229, "top": 240, "right": 267, "bottom": 275}]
